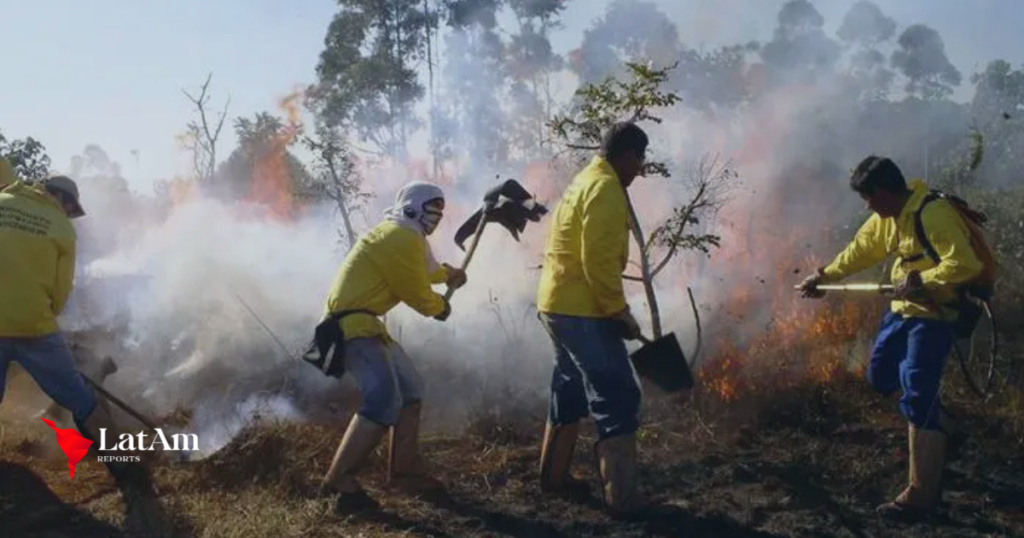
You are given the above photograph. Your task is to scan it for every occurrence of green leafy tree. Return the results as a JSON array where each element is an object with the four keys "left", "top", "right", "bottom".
[
  {"left": 548, "top": 62, "right": 737, "bottom": 340},
  {"left": 309, "top": 0, "right": 436, "bottom": 158},
  {"left": 436, "top": 0, "right": 510, "bottom": 174},
  {"left": 837, "top": 0, "right": 897, "bottom": 46},
  {"left": 0, "top": 130, "right": 52, "bottom": 181},
  {"left": 70, "top": 144, "right": 123, "bottom": 179},
  {"left": 674, "top": 43, "right": 760, "bottom": 113},
  {"left": 302, "top": 122, "right": 368, "bottom": 248},
  {"left": 68, "top": 144, "right": 131, "bottom": 203},
  {"left": 567, "top": 0, "right": 681, "bottom": 85},
  {"left": 215, "top": 112, "right": 312, "bottom": 214},
  {"left": 972, "top": 60, "right": 1024, "bottom": 121},
  {"left": 441, "top": 0, "right": 502, "bottom": 28},
  {"left": 960, "top": 60, "right": 1024, "bottom": 188},
  {"left": 505, "top": 0, "right": 566, "bottom": 159},
  {"left": 836, "top": 0, "right": 898, "bottom": 101},
  {"left": 759, "top": 0, "right": 841, "bottom": 85},
  {"left": 891, "top": 23, "right": 962, "bottom": 100}
]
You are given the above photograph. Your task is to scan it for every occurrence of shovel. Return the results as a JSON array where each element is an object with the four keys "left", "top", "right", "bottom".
[
  {"left": 82, "top": 374, "right": 160, "bottom": 431},
  {"left": 630, "top": 332, "right": 694, "bottom": 393},
  {"left": 445, "top": 178, "right": 548, "bottom": 300},
  {"left": 63, "top": 346, "right": 161, "bottom": 431}
]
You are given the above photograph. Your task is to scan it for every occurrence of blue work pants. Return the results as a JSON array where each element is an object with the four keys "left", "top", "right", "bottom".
[
  {"left": 538, "top": 313, "right": 641, "bottom": 440},
  {"left": 867, "top": 311, "right": 955, "bottom": 431}
]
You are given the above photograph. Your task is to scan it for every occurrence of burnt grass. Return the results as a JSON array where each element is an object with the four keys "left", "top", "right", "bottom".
[{"left": 3, "top": 368, "right": 1024, "bottom": 537}]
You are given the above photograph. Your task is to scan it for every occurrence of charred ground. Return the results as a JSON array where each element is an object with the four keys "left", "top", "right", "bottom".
[{"left": 3, "top": 355, "right": 1023, "bottom": 538}]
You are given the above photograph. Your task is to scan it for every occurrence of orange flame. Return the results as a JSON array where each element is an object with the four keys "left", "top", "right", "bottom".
[
  {"left": 242, "top": 89, "right": 304, "bottom": 222},
  {"left": 653, "top": 83, "right": 879, "bottom": 402}
]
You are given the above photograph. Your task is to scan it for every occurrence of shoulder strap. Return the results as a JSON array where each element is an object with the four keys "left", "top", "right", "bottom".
[{"left": 913, "top": 190, "right": 943, "bottom": 265}]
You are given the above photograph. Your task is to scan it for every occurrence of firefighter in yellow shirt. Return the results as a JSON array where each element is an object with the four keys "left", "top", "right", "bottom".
[
  {"left": 315, "top": 181, "right": 467, "bottom": 515},
  {"left": 0, "top": 173, "right": 154, "bottom": 494},
  {"left": 799, "top": 156, "right": 984, "bottom": 520},
  {"left": 534, "top": 122, "right": 652, "bottom": 519}
]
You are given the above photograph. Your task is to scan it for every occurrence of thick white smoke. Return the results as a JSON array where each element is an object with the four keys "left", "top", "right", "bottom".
[
  {"left": 48, "top": 156, "right": 559, "bottom": 456},
  {"left": 7, "top": 0, "right": 993, "bottom": 457}
]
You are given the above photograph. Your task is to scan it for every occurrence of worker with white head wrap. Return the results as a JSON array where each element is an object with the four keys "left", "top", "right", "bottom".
[{"left": 312, "top": 180, "right": 467, "bottom": 515}]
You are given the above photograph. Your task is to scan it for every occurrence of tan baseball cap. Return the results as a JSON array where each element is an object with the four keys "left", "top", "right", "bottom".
[{"left": 43, "top": 175, "right": 86, "bottom": 218}]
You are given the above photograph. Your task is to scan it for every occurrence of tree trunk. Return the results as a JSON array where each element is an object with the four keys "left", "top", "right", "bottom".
[
  {"left": 424, "top": 0, "right": 439, "bottom": 179},
  {"left": 625, "top": 193, "right": 662, "bottom": 339},
  {"left": 326, "top": 157, "right": 356, "bottom": 248}
]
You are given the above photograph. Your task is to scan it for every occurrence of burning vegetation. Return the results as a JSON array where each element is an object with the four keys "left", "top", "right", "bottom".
[{"left": 3, "top": 0, "right": 1024, "bottom": 536}]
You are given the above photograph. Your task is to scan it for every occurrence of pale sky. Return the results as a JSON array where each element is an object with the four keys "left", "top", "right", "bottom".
[{"left": 1, "top": 0, "right": 1021, "bottom": 193}]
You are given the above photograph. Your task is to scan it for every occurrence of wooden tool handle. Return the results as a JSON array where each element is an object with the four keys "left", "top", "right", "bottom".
[
  {"left": 443, "top": 208, "right": 489, "bottom": 301},
  {"left": 83, "top": 375, "right": 160, "bottom": 431}
]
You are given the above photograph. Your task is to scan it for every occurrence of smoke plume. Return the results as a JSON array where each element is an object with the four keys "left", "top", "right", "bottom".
[{"left": 6, "top": 0, "right": 999, "bottom": 457}]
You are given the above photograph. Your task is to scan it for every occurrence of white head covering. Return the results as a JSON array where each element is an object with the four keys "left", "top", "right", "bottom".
[
  {"left": 384, "top": 181, "right": 445, "bottom": 235},
  {"left": 384, "top": 181, "right": 446, "bottom": 273}
]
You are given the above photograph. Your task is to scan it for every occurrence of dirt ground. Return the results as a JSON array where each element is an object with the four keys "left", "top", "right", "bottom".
[{"left": 2, "top": 370, "right": 1023, "bottom": 538}]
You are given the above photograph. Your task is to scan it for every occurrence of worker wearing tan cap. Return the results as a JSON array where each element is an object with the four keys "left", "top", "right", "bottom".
[{"left": 0, "top": 171, "right": 153, "bottom": 496}]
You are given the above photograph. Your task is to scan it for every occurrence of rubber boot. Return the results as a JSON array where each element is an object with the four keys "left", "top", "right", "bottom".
[
  {"left": 387, "top": 402, "right": 445, "bottom": 495},
  {"left": 320, "top": 414, "right": 388, "bottom": 515},
  {"left": 539, "top": 421, "right": 590, "bottom": 500},
  {"left": 939, "top": 404, "right": 966, "bottom": 461},
  {"left": 877, "top": 424, "right": 947, "bottom": 521},
  {"left": 594, "top": 432, "right": 651, "bottom": 520}
]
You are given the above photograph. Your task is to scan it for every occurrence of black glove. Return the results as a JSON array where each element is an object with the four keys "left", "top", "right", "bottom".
[
  {"left": 798, "top": 268, "right": 827, "bottom": 299},
  {"left": 443, "top": 263, "right": 468, "bottom": 289},
  {"left": 433, "top": 299, "right": 452, "bottom": 321},
  {"left": 615, "top": 308, "right": 642, "bottom": 340}
]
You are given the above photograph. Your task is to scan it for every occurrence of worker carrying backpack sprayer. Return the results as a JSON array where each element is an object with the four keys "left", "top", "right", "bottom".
[
  {"left": 910, "top": 189, "right": 997, "bottom": 338},
  {"left": 797, "top": 155, "right": 998, "bottom": 521}
]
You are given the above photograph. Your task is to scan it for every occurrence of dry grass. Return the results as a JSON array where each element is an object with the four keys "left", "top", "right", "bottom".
[
  {"left": 3, "top": 330, "right": 1024, "bottom": 537},
  {"left": 4, "top": 369, "right": 1024, "bottom": 538}
]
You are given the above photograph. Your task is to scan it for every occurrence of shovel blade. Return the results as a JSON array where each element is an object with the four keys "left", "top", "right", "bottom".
[
  {"left": 453, "top": 178, "right": 548, "bottom": 250},
  {"left": 630, "top": 332, "right": 693, "bottom": 393}
]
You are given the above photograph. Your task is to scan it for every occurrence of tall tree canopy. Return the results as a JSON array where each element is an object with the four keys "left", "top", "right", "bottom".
[
  {"left": 309, "top": 0, "right": 436, "bottom": 157},
  {"left": 0, "top": 131, "right": 52, "bottom": 181},
  {"left": 891, "top": 23, "right": 962, "bottom": 99}
]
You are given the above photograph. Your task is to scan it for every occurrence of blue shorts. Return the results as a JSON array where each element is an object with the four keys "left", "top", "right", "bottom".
[
  {"left": 344, "top": 337, "right": 425, "bottom": 426},
  {"left": 0, "top": 333, "right": 98, "bottom": 424}
]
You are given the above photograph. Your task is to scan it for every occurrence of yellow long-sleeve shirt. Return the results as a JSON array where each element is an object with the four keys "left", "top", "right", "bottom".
[
  {"left": 0, "top": 181, "right": 77, "bottom": 336},
  {"left": 325, "top": 219, "right": 449, "bottom": 342},
  {"left": 821, "top": 179, "right": 984, "bottom": 319},
  {"left": 536, "top": 156, "right": 630, "bottom": 318}
]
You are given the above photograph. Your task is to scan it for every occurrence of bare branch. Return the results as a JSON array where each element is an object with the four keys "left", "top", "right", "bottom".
[
  {"left": 647, "top": 154, "right": 738, "bottom": 261},
  {"left": 686, "top": 287, "right": 702, "bottom": 364},
  {"left": 648, "top": 244, "right": 679, "bottom": 279},
  {"left": 182, "top": 73, "right": 230, "bottom": 183},
  {"left": 301, "top": 125, "right": 366, "bottom": 248}
]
